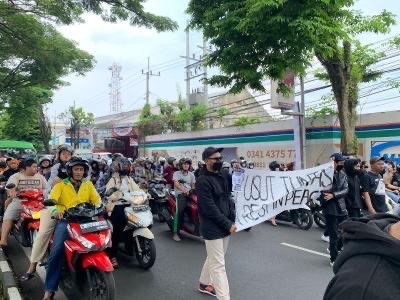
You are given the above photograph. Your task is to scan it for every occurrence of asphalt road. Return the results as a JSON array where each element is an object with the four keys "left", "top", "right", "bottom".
[{"left": 7, "top": 220, "right": 334, "bottom": 300}]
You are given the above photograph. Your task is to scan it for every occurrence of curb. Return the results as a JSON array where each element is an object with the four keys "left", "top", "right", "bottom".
[{"left": 0, "top": 248, "right": 22, "bottom": 300}]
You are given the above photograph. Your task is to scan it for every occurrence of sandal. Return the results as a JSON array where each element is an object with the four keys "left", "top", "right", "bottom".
[
  {"left": 110, "top": 257, "right": 118, "bottom": 268},
  {"left": 21, "top": 272, "right": 35, "bottom": 282},
  {"left": 42, "top": 291, "right": 55, "bottom": 300}
]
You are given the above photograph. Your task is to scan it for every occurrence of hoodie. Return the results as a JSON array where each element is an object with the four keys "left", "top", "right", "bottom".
[
  {"left": 324, "top": 214, "right": 400, "bottom": 300},
  {"left": 344, "top": 159, "right": 362, "bottom": 209}
]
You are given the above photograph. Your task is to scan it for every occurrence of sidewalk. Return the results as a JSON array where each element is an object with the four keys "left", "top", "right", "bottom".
[{"left": 0, "top": 247, "right": 22, "bottom": 300}]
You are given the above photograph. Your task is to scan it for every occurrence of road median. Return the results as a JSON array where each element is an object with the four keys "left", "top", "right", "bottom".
[{"left": 0, "top": 248, "right": 22, "bottom": 300}]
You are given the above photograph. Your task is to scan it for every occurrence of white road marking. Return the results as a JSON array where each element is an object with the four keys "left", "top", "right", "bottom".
[
  {"left": 0, "top": 261, "right": 11, "bottom": 272},
  {"left": 281, "top": 242, "right": 330, "bottom": 258}
]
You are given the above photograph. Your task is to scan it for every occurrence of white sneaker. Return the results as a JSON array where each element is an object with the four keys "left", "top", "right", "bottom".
[
  {"left": 321, "top": 234, "right": 330, "bottom": 243},
  {"left": 329, "top": 261, "right": 334, "bottom": 267}
]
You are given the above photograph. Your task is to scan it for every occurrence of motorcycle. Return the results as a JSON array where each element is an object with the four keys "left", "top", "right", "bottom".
[
  {"left": 44, "top": 201, "right": 116, "bottom": 300},
  {"left": 113, "top": 191, "right": 156, "bottom": 270},
  {"left": 6, "top": 183, "right": 44, "bottom": 247},
  {"left": 162, "top": 187, "right": 201, "bottom": 237},
  {"left": 275, "top": 208, "right": 313, "bottom": 230},
  {"left": 308, "top": 198, "right": 326, "bottom": 229},
  {"left": 147, "top": 178, "right": 168, "bottom": 222}
]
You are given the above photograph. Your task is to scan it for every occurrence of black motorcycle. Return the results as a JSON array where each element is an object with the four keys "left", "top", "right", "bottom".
[
  {"left": 275, "top": 209, "right": 313, "bottom": 230},
  {"left": 308, "top": 198, "right": 326, "bottom": 229},
  {"left": 148, "top": 178, "right": 168, "bottom": 222}
]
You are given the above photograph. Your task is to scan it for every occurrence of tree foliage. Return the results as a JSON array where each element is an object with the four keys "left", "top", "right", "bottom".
[
  {"left": 233, "top": 116, "right": 260, "bottom": 127},
  {"left": 59, "top": 106, "right": 94, "bottom": 149},
  {"left": 0, "top": 86, "right": 53, "bottom": 152},
  {"left": 188, "top": 0, "right": 397, "bottom": 154}
]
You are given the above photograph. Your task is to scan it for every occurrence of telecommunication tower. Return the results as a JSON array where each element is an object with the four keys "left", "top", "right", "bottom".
[{"left": 108, "top": 63, "right": 123, "bottom": 113}]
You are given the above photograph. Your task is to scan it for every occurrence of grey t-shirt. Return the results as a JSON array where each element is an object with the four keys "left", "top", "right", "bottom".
[{"left": 173, "top": 171, "right": 195, "bottom": 195}]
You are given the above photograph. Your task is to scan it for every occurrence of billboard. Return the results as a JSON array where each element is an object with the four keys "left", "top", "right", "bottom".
[{"left": 271, "top": 71, "right": 295, "bottom": 110}]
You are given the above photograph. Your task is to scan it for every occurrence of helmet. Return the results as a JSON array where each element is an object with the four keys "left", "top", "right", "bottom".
[
  {"left": 198, "top": 160, "right": 205, "bottom": 168},
  {"left": 39, "top": 156, "right": 52, "bottom": 166},
  {"left": 179, "top": 157, "right": 192, "bottom": 169},
  {"left": 240, "top": 159, "right": 247, "bottom": 168},
  {"left": 230, "top": 159, "right": 239, "bottom": 167},
  {"left": 222, "top": 162, "right": 230, "bottom": 169},
  {"left": 247, "top": 161, "right": 255, "bottom": 169},
  {"left": 167, "top": 157, "right": 176, "bottom": 165},
  {"left": 112, "top": 153, "right": 124, "bottom": 161},
  {"left": 111, "top": 157, "right": 131, "bottom": 175},
  {"left": 159, "top": 157, "right": 166, "bottom": 163},
  {"left": 56, "top": 144, "right": 74, "bottom": 161},
  {"left": 66, "top": 157, "right": 89, "bottom": 178},
  {"left": 269, "top": 161, "right": 280, "bottom": 171}
]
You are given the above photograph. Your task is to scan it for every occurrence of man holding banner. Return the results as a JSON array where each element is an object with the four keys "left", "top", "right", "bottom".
[{"left": 197, "top": 147, "right": 236, "bottom": 300}]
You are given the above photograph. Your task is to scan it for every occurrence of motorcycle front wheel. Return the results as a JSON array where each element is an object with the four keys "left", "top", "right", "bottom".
[
  {"left": 135, "top": 237, "right": 156, "bottom": 270},
  {"left": 313, "top": 212, "right": 326, "bottom": 229},
  {"left": 86, "top": 268, "right": 115, "bottom": 300},
  {"left": 294, "top": 209, "right": 313, "bottom": 230}
]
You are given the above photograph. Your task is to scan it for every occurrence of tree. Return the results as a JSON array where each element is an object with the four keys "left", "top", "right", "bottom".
[
  {"left": 188, "top": 0, "right": 396, "bottom": 154},
  {"left": 216, "top": 107, "right": 230, "bottom": 127},
  {"left": 0, "top": 86, "right": 53, "bottom": 152},
  {"left": 190, "top": 104, "right": 208, "bottom": 130},
  {"left": 59, "top": 107, "right": 94, "bottom": 149},
  {"left": 233, "top": 116, "right": 260, "bottom": 127}
]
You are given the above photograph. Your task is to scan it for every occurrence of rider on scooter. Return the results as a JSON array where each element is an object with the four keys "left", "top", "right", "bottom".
[
  {"left": 0, "top": 158, "right": 46, "bottom": 247},
  {"left": 172, "top": 157, "right": 196, "bottom": 242},
  {"left": 105, "top": 157, "right": 142, "bottom": 268},
  {"left": 42, "top": 157, "right": 101, "bottom": 300}
]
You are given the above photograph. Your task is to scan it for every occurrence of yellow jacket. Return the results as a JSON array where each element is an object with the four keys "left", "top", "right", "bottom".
[{"left": 49, "top": 178, "right": 101, "bottom": 213}]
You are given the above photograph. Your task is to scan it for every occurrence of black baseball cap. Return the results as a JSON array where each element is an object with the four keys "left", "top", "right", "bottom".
[
  {"left": 202, "top": 147, "right": 224, "bottom": 160},
  {"left": 330, "top": 153, "right": 346, "bottom": 162},
  {"left": 370, "top": 156, "right": 385, "bottom": 165}
]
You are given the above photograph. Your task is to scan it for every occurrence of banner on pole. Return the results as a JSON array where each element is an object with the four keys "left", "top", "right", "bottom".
[{"left": 234, "top": 162, "right": 334, "bottom": 231}]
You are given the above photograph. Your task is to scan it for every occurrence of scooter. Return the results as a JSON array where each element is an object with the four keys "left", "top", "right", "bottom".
[
  {"left": 147, "top": 178, "right": 168, "bottom": 222},
  {"left": 44, "top": 201, "right": 116, "bottom": 300},
  {"left": 114, "top": 191, "right": 156, "bottom": 270},
  {"left": 162, "top": 187, "right": 201, "bottom": 237},
  {"left": 275, "top": 208, "right": 313, "bottom": 230},
  {"left": 6, "top": 183, "right": 44, "bottom": 247}
]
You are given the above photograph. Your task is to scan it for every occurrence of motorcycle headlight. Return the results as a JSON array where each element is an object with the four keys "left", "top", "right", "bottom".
[
  {"left": 67, "top": 226, "right": 98, "bottom": 251},
  {"left": 104, "top": 221, "right": 112, "bottom": 248},
  {"left": 126, "top": 211, "right": 142, "bottom": 227}
]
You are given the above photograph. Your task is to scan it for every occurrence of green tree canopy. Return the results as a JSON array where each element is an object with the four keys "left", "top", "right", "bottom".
[{"left": 188, "top": 0, "right": 397, "bottom": 154}]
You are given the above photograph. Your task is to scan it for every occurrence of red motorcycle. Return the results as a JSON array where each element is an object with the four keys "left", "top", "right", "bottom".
[
  {"left": 162, "top": 187, "right": 201, "bottom": 237},
  {"left": 44, "top": 201, "right": 116, "bottom": 300},
  {"left": 6, "top": 183, "right": 44, "bottom": 247}
]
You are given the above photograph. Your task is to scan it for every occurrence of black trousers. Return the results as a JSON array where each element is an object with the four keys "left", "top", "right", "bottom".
[
  {"left": 325, "top": 214, "right": 347, "bottom": 262},
  {"left": 348, "top": 208, "right": 362, "bottom": 218},
  {"left": 108, "top": 205, "right": 127, "bottom": 258}
]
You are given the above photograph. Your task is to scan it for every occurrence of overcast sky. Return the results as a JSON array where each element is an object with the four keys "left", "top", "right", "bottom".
[{"left": 48, "top": 0, "right": 400, "bottom": 119}]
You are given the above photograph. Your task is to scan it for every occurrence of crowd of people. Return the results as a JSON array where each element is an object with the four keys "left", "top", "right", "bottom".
[{"left": 0, "top": 145, "right": 399, "bottom": 300}]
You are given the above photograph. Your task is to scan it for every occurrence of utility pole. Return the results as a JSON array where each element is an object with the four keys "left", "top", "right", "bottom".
[
  {"left": 53, "top": 112, "right": 57, "bottom": 148},
  {"left": 300, "top": 76, "right": 306, "bottom": 168},
  {"left": 142, "top": 57, "right": 160, "bottom": 105},
  {"left": 186, "top": 26, "right": 191, "bottom": 103},
  {"left": 202, "top": 38, "right": 208, "bottom": 107}
]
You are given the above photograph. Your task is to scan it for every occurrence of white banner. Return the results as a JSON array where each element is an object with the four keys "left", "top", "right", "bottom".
[{"left": 234, "top": 162, "right": 334, "bottom": 231}]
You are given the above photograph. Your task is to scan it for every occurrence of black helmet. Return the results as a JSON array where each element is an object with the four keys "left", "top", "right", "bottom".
[
  {"left": 198, "top": 160, "right": 205, "bottom": 168},
  {"left": 179, "top": 157, "right": 192, "bottom": 169},
  {"left": 111, "top": 153, "right": 124, "bottom": 161},
  {"left": 167, "top": 157, "right": 176, "bottom": 165},
  {"left": 66, "top": 157, "right": 89, "bottom": 178},
  {"left": 269, "top": 161, "right": 280, "bottom": 171},
  {"left": 240, "top": 159, "right": 247, "bottom": 168},
  {"left": 247, "top": 161, "right": 255, "bottom": 169},
  {"left": 56, "top": 144, "right": 74, "bottom": 161},
  {"left": 111, "top": 157, "right": 131, "bottom": 175}
]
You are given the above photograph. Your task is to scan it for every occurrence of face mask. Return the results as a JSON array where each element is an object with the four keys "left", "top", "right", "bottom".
[
  {"left": 355, "top": 169, "right": 363, "bottom": 175},
  {"left": 213, "top": 161, "right": 223, "bottom": 172},
  {"left": 119, "top": 170, "right": 129, "bottom": 176},
  {"left": 336, "top": 165, "right": 344, "bottom": 172}
]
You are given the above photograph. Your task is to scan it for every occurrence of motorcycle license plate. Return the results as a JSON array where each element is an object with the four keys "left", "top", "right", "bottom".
[
  {"left": 32, "top": 211, "right": 40, "bottom": 220},
  {"left": 80, "top": 220, "right": 109, "bottom": 233}
]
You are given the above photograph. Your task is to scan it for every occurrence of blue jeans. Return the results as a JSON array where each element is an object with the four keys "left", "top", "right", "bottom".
[
  {"left": 386, "top": 191, "right": 400, "bottom": 203},
  {"left": 44, "top": 221, "right": 69, "bottom": 292}
]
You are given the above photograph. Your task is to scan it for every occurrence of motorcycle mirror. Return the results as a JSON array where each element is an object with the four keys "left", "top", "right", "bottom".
[
  {"left": 5, "top": 183, "right": 16, "bottom": 190},
  {"left": 43, "top": 199, "right": 56, "bottom": 206}
]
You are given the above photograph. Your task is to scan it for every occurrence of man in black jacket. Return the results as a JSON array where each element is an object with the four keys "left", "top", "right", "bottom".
[
  {"left": 197, "top": 147, "right": 236, "bottom": 300},
  {"left": 321, "top": 153, "right": 348, "bottom": 266},
  {"left": 344, "top": 159, "right": 363, "bottom": 218},
  {"left": 324, "top": 214, "right": 400, "bottom": 300}
]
